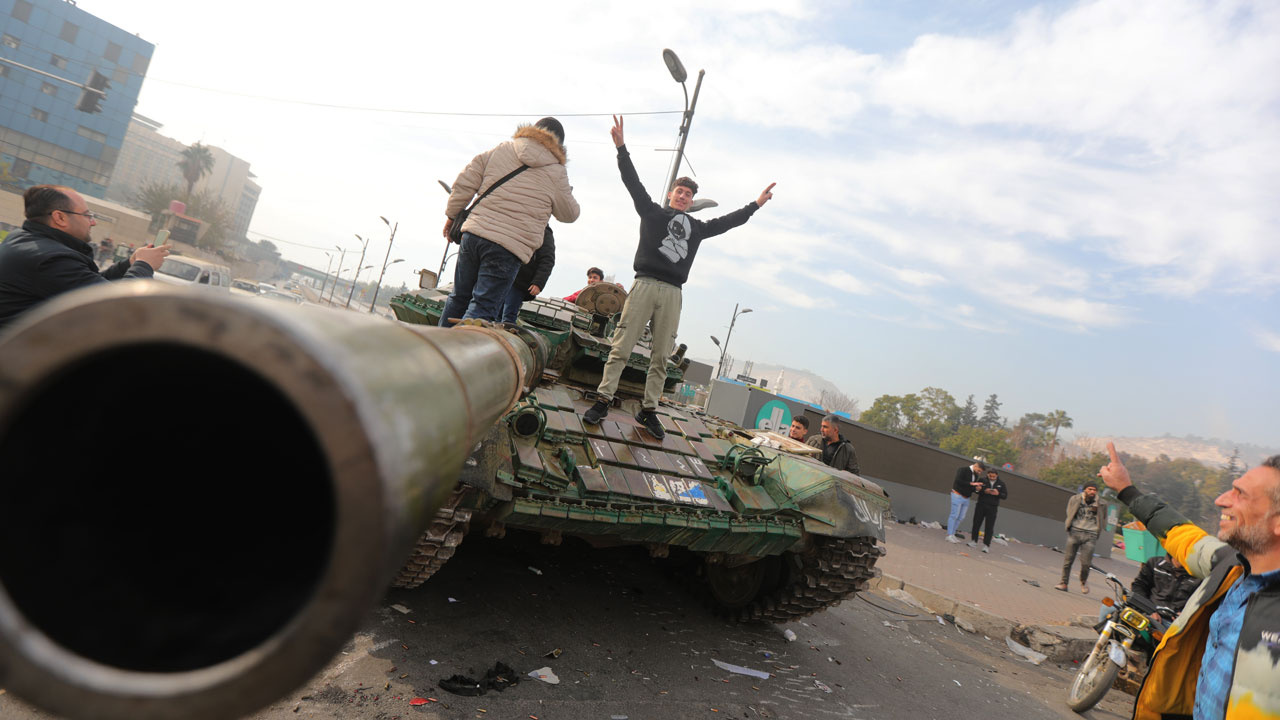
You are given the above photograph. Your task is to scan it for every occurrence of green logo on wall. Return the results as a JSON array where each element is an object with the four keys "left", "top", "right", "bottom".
[{"left": 755, "top": 399, "right": 792, "bottom": 432}]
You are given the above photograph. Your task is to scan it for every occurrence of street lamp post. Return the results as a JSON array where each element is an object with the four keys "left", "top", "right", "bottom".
[
  {"left": 369, "top": 258, "right": 404, "bottom": 313},
  {"left": 369, "top": 217, "right": 399, "bottom": 313},
  {"left": 345, "top": 234, "right": 370, "bottom": 309},
  {"left": 661, "top": 49, "right": 705, "bottom": 209},
  {"left": 327, "top": 245, "right": 347, "bottom": 305},
  {"left": 714, "top": 303, "right": 752, "bottom": 381},
  {"left": 318, "top": 251, "right": 334, "bottom": 300}
]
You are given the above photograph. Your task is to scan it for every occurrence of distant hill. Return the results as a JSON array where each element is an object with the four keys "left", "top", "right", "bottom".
[{"left": 1071, "top": 435, "right": 1277, "bottom": 469}]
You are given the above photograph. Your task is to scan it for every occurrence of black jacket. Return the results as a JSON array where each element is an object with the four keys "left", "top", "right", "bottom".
[
  {"left": 807, "top": 434, "right": 860, "bottom": 475},
  {"left": 511, "top": 226, "right": 555, "bottom": 301},
  {"left": 1130, "top": 555, "right": 1200, "bottom": 615},
  {"left": 973, "top": 476, "right": 1008, "bottom": 507},
  {"left": 952, "top": 465, "right": 981, "bottom": 497},
  {"left": 0, "top": 220, "right": 153, "bottom": 330},
  {"left": 616, "top": 145, "right": 757, "bottom": 287}
]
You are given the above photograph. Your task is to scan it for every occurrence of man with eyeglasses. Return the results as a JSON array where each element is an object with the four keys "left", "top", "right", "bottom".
[{"left": 0, "top": 184, "right": 169, "bottom": 330}]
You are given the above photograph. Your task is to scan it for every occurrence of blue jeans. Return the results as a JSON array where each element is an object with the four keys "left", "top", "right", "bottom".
[
  {"left": 946, "top": 492, "right": 970, "bottom": 536},
  {"left": 498, "top": 283, "right": 525, "bottom": 324},
  {"left": 438, "top": 233, "right": 522, "bottom": 326}
]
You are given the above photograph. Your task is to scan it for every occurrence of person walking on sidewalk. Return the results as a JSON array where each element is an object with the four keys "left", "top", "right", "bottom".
[
  {"left": 946, "top": 459, "right": 986, "bottom": 543},
  {"left": 1099, "top": 442, "right": 1280, "bottom": 720},
  {"left": 968, "top": 467, "right": 1008, "bottom": 553},
  {"left": 1056, "top": 484, "right": 1102, "bottom": 593},
  {"left": 581, "top": 115, "right": 775, "bottom": 439}
]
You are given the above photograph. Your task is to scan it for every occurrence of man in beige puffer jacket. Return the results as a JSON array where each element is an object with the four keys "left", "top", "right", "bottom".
[{"left": 439, "top": 117, "right": 580, "bottom": 325}]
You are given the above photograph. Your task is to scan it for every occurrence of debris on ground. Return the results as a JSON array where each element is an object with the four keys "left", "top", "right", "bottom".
[
  {"left": 955, "top": 617, "right": 977, "bottom": 633},
  {"left": 814, "top": 679, "right": 832, "bottom": 693},
  {"left": 447, "top": 597, "right": 459, "bottom": 603},
  {"left": 483, "top": 662, "right": 519, "bottom": 692},
  {"left": 439, "top": 662, "right": 521, "bottom": 696},
  {"left": 1005, "top": 636, "right": 1048, "bottom": 665},
  {"left": 543, "top": 648, "right": 562, "bottom": 659},
  {"left": 439, "top": 675, "right": 484, "bottom": 696},
  {"left": 782, "top": 628, "right": 797, "bottom": 642},
  {"left": 919, "top": 520, "right": 942, "bottom": 530},
  {"left": 528, "top": 566, "right": 543, "bottom": 575},
  {"left": 711, "top": 659, "right": 771, "bottom": 680},
  {"left": 1022, "top": 579, "right": 1041, "bottom": 588},
  {"left": 884, "top": 588, "right": 926, "bottom": 609},
  {"left": 390, "top": 604, "right": 411, "bottom": 614},
  {"left": 953, "top": 679, "right": 962, "bottom": 687},
  {"left": 528, "top": 667, "right": 560, "bottom": 685}
]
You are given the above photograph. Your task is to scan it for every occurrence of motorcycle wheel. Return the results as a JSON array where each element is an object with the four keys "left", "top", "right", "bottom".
[{"left": 1067, "top": 636, "right": 1122, "bottom": 712}]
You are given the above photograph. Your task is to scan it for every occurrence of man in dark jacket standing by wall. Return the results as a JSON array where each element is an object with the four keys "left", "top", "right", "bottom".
[
  {"left": 0, "top": 185, "right": 167, "bottom": 330},
  {"left": 498, "top": 225, "right": 555, "bottom": 324},
  {"left": 582, "top": 116, "right": 775, "bottom": 439},
  {"left": 968, "top": 467, "right": 1008, "bottom": 553},
  {"left": 946, "top": 459, "right": 986, "bottom": 543},
  {"left": 807, "top": 415, "right": 860, "bottom": 474},
  {"left": 1057, "top": 484, "right": 1102, "bottom": 593}
]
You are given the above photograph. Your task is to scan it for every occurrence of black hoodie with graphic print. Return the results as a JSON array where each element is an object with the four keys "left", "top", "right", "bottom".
[{"left": 616, "top": 145, "right": 758, "bottom": 288}]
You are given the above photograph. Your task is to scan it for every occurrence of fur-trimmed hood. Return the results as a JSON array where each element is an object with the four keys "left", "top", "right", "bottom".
[{"left": 513, "top": 125, "right": 568, "bottom": 165}]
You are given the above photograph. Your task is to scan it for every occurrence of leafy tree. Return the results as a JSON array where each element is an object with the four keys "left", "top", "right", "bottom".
[
  {"left": 959, "top": 394, "right": 979, "bottom": 427},
  {"left": 940, "top": 426, "right": 1019, "bottom": 467},
  {"left": 860, "top": 394, "right": 906, "bottom": 434},
  {"left": 1040, "top": 452, "right": 1109, "bottom": 491},
  {"left": 177, "top": 142, "right": 215, "bottom": 199},
  {"left": 1012, "top": 413, "right": 1051, "bottom": 448},
  {"left": 1045, "top": 409, "right": 1074, "bottom": 460},
  {"left": 129, "top": 181, "right": 232, "bottom": 250},
  {"left": 980, "top": 394, "right": 1003, "bottom": 429}
]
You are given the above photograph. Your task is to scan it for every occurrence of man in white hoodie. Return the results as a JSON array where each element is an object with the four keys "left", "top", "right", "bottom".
[{"left": 440, "top": 117, "right": 580, "bottom": 325}]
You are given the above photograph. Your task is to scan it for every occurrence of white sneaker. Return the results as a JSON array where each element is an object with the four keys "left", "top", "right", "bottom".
[
  {"left": 946, "top": 535, "right": 960, "bottom": 544},
  {"left": 967, "top": 541, "right": 978, "bottom": 548},
  {"left": 982, "top": 545, "right": 990, "bottom": 553}
]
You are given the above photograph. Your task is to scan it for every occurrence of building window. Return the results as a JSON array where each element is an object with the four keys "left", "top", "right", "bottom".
[
  {"left": 12, "top": 158, "right": 32, "bottom": 178},
  {"left": 2, "top": 34, "right": 19, "bottom": 50},
  {"left": 132, "top": 53, "right": 150, "bottom": 74},
  {"left": 11, "top": 0, "right": 33, "bottom": 22},
  {"left": 60, "top": 21, "right": 79, "bottom": 44},
  {"left": 104, "top": 41, "right": 122, "bottom": 63},
  {"left": 41, "top": 82, "right": 58, "bottom": 96},
  {"left": 112, "top": 67, "right": 128, "bottom": 84},
  {"left": 77, "top": 126, "right": 107, "bottom": 143},
  {"left": 0, "top": 65, "right": 9, "bottom": 78},
  {"left": 31, "top": 108, "right": 48, "bottom": 122},
  {"left": 51, "top": 54, "right": 68, "bottom": 69}
]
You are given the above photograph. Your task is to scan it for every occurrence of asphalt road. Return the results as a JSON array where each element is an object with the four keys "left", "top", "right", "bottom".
[{"left": 0, "top": 533, "right": 1137, "bottom": 720}]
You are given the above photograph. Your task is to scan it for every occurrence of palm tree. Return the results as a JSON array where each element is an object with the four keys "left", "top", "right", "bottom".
[
  {"left": 177, "top": 143, "right": 215, "bottom": 199},
  {"left": 1045, "top": 409, "right": 1074, "bottom": 460}
]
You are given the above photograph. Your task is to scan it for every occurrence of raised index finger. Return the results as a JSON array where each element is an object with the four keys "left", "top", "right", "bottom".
[
  {"left": 765, "top": 182, "right": 777, "bottom": 192},
  {"left": 1106, "top": 441, "right": 1121, "bottom": 464}
]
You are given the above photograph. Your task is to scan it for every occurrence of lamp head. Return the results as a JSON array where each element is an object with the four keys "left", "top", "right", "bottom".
[
  {"left": 710, "top": 335, "right": 721, "bottom": 347},
  {"left": 662, "top": 49, "right": 688, "bottom": 83}
]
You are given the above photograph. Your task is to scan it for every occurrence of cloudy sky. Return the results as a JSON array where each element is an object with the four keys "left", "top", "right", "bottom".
[{"left": 80, "top": 0, "right": 1279, "bottom": 448}]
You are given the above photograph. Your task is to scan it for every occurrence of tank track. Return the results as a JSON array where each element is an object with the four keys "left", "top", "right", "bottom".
[
  {"left": 391, "top": 487, "right": 472, "bottom": 589},
  {"left": 695, "top": 536, "right": 885, "bottom": 623}
]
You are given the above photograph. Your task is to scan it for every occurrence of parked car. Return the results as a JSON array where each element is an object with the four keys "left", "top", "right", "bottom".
[
  {"left": 230, "top": 279, "right": 262, "bottom": 297},
  {"left": 260, "top": 289, "right": 304, "bottom": 304},
  {"left": 151, "top": 257, "right": 231, "bottom": 291}
]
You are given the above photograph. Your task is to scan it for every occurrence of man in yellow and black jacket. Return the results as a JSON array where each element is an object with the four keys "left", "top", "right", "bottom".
[{"left": 1100, "top": 442, "right": 1280, "bottom": 720}]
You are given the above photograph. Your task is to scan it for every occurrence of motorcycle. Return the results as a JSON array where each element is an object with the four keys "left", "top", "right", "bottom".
[{"left": 1067, "top": 571, "right": 1175, "bottom": 713}]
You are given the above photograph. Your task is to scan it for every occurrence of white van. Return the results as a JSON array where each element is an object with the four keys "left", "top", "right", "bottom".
[{"left": 151, "top": 256, "right": 232, "bottom": 291}]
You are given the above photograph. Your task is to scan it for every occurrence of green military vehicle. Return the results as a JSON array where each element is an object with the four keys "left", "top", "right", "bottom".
[{"left": 390, "top": 283, "right": 890, "bottom": 622}]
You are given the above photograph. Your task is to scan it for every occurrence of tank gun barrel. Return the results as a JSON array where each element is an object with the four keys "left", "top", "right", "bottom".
[{"left": 0, "top": 283, "right": 545, "bottom": 720}]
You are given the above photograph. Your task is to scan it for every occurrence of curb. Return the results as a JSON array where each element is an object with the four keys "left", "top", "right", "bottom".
[{"left": 868, "top": 574, "right": 1097, "bottom": 662}]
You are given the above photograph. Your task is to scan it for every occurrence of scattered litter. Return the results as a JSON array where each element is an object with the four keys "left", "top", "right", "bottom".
[
  {"left": 885, "top": 588, "right": 926, "bottom": 609},
  {"left": 440, "top": 662, "right": 521, "bottom": 696},
  {"left": 484, "top": 662, "right": 519, "bottom": 692},
  {"left": 544, "top": 648, "right": 562, "bottom": 659},
  {"left": 611, "top": 716, "right": 629, "bottom": 720},
  {"left": 955, "top": 617, "right": 976, "bottom": 633},
  {"left": 942, "top": 613, "right": 956, "bottom": 624},
  {"left": 429, "top": 659, "right": 438, "bottom": 665},
  {"left": 391, "top": 604, "right": 411, "bottom": 615},
  {"left": 439, "top": 675, "right": 484, "bottom": 696},
  {"left": 1022, "top": 579, "right": 1041, "bottom": 588},
  {"left": 814, "top": 679, "right": 832, "bottom": 693},
  {"left": 782, "top": 629, "right": 797, "bottom": 642},
  {"left": 881, "top": 620, "right": 907, "bottom": 631},
  {"left": 409, "top": 697, "right": 432, "bottom": 706},
  {"left": 1005, "top": 636, "right": 1048, "bottom": 665},
  {"left": 936, "top": 616, "right": 946, "bottom": 625},
  {"left": 528, "top": 566, "right": 543, "bottom": 575},
  {"left": 953, "top": 679, "right": 962, "bottom": 687},
  {"left": 919, "top": 520, "right": 943, "bottom": 530},
  {"left": 712, "top": 659, "right": 771, "bottom": 680},
  {"left": 529, "top": 667, "right": 560, "bottom": 685},
  {"left": 993, "top": 537, "right": 1009, "bottom": 546},
  {"left": 447, "top": 597, "right": 459, "bottom": 603},
  {"left": 1007, "top": 555, "right": 1025, "bottom": 564}
]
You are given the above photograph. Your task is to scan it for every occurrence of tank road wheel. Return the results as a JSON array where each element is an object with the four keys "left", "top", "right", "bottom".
[
  {"left": 699, "top": 536, "right": 882, "bottom": 623},
  {"left": 391, "top": 487, "right": 472, "bottom": 589}
]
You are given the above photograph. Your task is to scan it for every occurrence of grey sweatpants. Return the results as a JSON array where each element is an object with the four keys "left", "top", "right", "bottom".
[
  {"left": 1061, "top": 529, "right": 1098, "bottom": 584},
  {"left": 595, "top": 277, "right": 682, "bottom": 410}
]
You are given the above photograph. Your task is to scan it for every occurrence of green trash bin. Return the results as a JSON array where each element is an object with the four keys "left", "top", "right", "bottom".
[{"left": 1122, "top": 528, "right": 1167, "bottom": 562}]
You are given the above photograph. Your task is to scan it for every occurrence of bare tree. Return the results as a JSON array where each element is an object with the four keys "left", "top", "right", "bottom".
[{"left": 820, "top": 388, "right": 860, "bottom": 418}]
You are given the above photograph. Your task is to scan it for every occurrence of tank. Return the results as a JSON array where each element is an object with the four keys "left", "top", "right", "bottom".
[{"left": 389, "top": 282, "right": 890, "bottom": 622}]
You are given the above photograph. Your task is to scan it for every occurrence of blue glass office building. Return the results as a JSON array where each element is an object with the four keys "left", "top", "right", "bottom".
[{"left": 0, "top": 0, "right": 152, "bottom": 197}]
